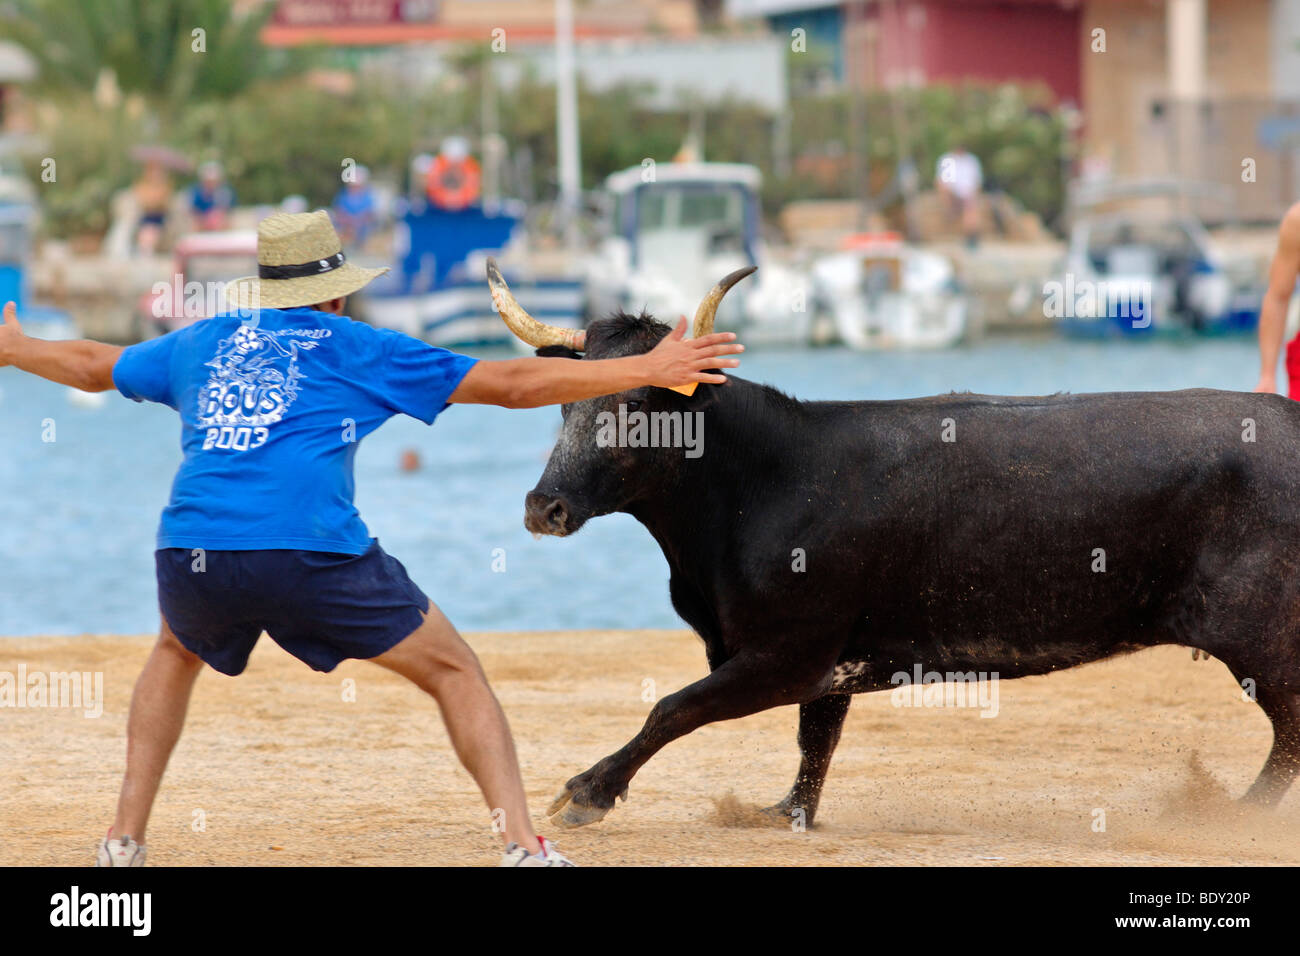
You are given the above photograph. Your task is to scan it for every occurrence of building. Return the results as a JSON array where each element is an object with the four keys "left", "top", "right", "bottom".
[
  {"left": 857, "top": 0, "right": 1080, "bottom": 104},
  {"left": 732, "top": 1, "right": 1300, "bottom": 219},
  {"left": 730, "top": 0, "right": 1082, "bottom": 103},
  {"left": 1080, "top": 0, "right": 1283, "bottom": 220},
  {"left": 251, "top": 0, "right": 1300, "bottom": 217},
  {"left": 257, "top": 0, "right": 704, "bottom": 46},
  {"left": 256, "top": 0, "right": 789, "bottom": 114}
]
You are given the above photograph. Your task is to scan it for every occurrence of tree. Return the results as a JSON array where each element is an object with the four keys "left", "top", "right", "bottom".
[{"left": 0, "top": 0, "right": 317, "bottom": 113}]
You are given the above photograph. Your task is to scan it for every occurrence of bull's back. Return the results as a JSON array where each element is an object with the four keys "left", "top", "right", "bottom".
[{"left": 791, "top": 388, "right": 1300, "bottom": 677}]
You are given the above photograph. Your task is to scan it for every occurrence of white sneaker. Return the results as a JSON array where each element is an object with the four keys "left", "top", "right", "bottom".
[
  {"left": 95, "top": 832, "right": 146, "bottom": 867},
  {"left": 499, "top": 836, "right": 575, "bottom": 867}
]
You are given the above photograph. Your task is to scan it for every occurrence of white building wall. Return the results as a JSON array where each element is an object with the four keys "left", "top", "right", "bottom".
[
  {"left": 369, "top": 35, "right": 789, "bottom": 112},
  {"left": 1273, "top": 0, "right": 1300, "bottom": 95}
]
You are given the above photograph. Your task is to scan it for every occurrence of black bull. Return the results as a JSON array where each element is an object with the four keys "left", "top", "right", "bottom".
[{"left": 524, "top": 313, "right": 1300, "bottom": 828}]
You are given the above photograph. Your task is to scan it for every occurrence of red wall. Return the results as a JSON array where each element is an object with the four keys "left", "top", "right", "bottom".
[{"left": 871, "top": 0, "right": 1082, "bottom": 104}]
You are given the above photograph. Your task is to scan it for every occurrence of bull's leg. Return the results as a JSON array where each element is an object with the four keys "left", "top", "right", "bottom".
[
  {"left": 1241, "top": 688, "right": 1300, "bottom": 806},
  {"left": 761, "top": 693, "right": 851, "bottom": 827},
  {"left": 548, "top": 652, "right": 835, "bottom": 828}
]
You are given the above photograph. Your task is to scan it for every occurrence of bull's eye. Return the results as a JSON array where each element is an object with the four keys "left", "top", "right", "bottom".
[{"left": 624, "top": 400, "right": 642, "bottom": 412}]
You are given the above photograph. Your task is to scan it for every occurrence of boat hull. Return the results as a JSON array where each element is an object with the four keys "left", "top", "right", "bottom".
[{"left": 361, "top": 279, "right": 585, "bottom": 349}]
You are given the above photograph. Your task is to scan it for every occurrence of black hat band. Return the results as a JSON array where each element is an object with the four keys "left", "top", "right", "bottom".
[{"left": 258, "top": 251, "right": 345, "bottom": 280}]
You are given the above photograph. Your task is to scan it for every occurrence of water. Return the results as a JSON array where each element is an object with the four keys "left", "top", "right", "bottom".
[{"left": 0, "top": 335, "right": 1261, "bottom": 636}]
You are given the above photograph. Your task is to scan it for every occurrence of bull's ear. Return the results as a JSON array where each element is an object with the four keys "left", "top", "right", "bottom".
[
  {"left": 664, "top": 375, "right": 727, "bottom": 411},
  {"left": 535, "top": 344, "right": 582, "bottom": 359}
]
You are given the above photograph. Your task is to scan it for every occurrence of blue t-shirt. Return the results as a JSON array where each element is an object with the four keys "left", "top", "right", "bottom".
[
  {"left": 113, "top": 307, "right": 478, "bottom": 554},
  {"left": 189, "top": 183, "right": 235, "bottom": 214}
]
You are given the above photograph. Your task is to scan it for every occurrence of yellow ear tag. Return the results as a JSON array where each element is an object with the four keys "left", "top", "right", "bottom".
[{"left": 667, "top": 383, "right": 698, "bottom": 396}]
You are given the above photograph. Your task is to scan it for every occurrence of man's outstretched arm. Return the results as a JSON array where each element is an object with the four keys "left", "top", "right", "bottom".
[
  {"left": 1255, "top": 206, "right": 1300, "bottom": 393},
  {"left": 449, "top": 317, "right": 744, "bottom": 409},
  {"left": 0, "top": 302, "right": 122, "bottom": 392}
]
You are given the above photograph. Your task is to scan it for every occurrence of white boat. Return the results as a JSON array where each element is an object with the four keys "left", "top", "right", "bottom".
[
  {"left": 810, "top": 235, "right": 968, "bottom": 350},
  {"left": 363, "top": 256, "right": 584, "bottom": 349},
  {"left": 584, "top": 162, "right": 811, "bottom": 345}
]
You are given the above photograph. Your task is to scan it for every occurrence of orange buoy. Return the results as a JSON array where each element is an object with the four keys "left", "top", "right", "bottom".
[{"left": 426, "top": 154, "right": 482, "bottom": 210}]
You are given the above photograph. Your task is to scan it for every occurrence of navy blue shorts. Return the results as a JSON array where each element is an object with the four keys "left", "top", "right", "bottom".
[{"left": 156, "top": 539, "right": 429, "bottom": 676}]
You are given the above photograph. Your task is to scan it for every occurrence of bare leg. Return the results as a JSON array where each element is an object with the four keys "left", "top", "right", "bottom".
[
  {"left": 111, "top": 618, "right": 205, "bottom": 843},
  {"left": 961, "top": 196, "right": 981, "bottom": 245},
  {"left": 371, "top": 603, "right": 542, "bottom": 855}
]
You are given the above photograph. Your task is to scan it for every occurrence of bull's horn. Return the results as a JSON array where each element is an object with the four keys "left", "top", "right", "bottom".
[
  {"left": 691, "top": 265, "right": 757, "bottom": 339},
  {"left": 486, "top": 257, "right": 586, "bottom": 350}
]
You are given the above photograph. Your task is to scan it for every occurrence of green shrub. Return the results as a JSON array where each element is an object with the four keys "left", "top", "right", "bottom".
[{"left": 15, "top": 39, "right": 1070, "bottom": 239}]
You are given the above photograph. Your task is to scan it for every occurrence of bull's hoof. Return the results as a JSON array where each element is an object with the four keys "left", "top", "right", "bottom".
[
  {"left": 759, "top": 800, "right": 814, "bottom": 829},
  {"left": 547, "top": 787, "right": 613, "bottom": 829},
  {"left": 1238, "top": 787, "right": 1284, "bottom": 808}
]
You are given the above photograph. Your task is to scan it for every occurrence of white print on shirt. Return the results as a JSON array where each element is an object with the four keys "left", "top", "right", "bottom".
[{"left": 197, "top": 324, "right": 332, "bottom": 452}]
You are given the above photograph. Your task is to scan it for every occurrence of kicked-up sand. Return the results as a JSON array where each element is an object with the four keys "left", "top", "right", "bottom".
[{"left": 1, "top": 631, "right": 1298, "bottom": 866}]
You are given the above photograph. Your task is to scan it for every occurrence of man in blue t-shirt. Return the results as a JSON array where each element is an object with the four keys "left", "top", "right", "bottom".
[
  {"left": 0, "top": 210, "right": 744, "bottom": 868},
  {"left": 188, "top": 161, "right": 236, "bottom": 231}
]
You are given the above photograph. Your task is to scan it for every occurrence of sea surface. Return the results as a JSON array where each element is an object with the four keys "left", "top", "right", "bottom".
[{"left": 0, "top": 334, "right": 1262, "bottom": 636}]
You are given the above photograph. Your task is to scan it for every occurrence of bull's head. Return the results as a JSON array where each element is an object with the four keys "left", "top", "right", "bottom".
[{"left": 486, "top": 258, "right": 754, "bottom": 536}]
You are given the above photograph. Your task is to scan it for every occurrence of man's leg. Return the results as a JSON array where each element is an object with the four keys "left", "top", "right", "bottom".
[
  {"left": 370, "top": 602, "right": 543, "bottom": 855},
  {"left": 111, "top": 617, "right": 205, "bottom": 843},
  {"left": 961, "top": 195, "right": 981, "bottom": 246}
]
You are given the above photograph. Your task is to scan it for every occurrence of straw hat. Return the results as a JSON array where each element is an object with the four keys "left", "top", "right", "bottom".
[{"left": 225, "top": 210, "right": 388, "bottom": 311}]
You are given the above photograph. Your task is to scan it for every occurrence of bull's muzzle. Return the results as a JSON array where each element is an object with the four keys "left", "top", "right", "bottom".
[{"left": 525, "top": 490, "right": 581, "bottom": 537}]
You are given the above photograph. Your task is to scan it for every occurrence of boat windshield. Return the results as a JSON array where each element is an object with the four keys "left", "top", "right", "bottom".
[
  {"left": 637, "top": 184, "right": 746, "bottom": 232},
  {"left": 631, "top": 183, "right": 750, "bottom": 263},
  {"left": 1085, "top": 219, "right": 1200, "bottom": 273}
]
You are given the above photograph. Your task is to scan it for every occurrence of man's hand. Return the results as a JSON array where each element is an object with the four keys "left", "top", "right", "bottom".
[
  {"left": 0, "top": 302, "right": 122, "bottom": 391},
  {"left": 0, "top": 300, "right": 24, "bottom": 366},
  {"left": 449, "top": 319, "right": 746, "bottom": 409},
  {"left": 641, "top": 317, "right": 743, "bottom": 389}
]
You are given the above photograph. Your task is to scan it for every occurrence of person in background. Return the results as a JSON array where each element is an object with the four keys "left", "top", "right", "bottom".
[
  {"left": 133, "top": 160, "right": 173, "bottom": 255},
  {"left": 189, "top": 161, "right": 236, "bottom": 232},
  {"left": 332, "top": 164, "right": 378, "bottom": 249},
  {"left": 1253, "top": 202, "right": 1300, "bottom": 397},
  {"left": 935, "top": 143, "right": 983, "bottom": 248}
]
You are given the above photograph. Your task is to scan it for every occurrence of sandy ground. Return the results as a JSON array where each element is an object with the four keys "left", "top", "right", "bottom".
[{"left": 2, "top": 630, "right": 1298, "bottom": 867}]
